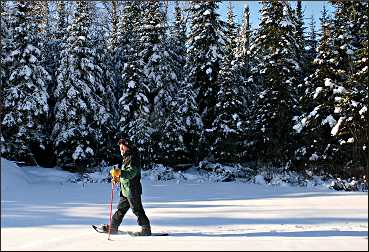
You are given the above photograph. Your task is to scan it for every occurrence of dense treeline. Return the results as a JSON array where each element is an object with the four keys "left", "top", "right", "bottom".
[{"left": 1, "top": 0, "right": 367, "bottom": 178}]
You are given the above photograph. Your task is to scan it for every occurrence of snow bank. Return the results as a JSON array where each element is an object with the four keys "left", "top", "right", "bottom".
[
  {"left": 1, "top": 158, "right": 29, "bottom": 193},
  {"left": 1, "top": 158, "right": 77, "bottom": 187},
  {"left": 1, "top": 158, "right": 366, "bottom": 193}
]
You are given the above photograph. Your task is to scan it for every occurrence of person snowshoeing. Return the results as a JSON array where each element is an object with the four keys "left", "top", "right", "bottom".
[{"left": 102, "top": 138, "right": 151, "bottom": 236}]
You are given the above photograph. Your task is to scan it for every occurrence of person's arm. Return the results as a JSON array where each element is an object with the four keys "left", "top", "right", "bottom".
[{"left": 120, "top": 155, "right": 139, "bottom": 179}]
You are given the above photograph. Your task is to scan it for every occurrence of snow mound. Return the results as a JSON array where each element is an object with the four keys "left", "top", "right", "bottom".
[
  {"left": 141, "top": 162, "right": 257, "bottom": 184},
  {"left": 0, "top": 158, "right": 77, "bottom": 187},
  {"left": 1, "top": 158, "right": 29, "bottom": 193},
  {"left": 329, "top": 177, "right": 368, "bottom": 192},
  {"left": 254, "top": 175, "right": 266, "bottom": 185}
]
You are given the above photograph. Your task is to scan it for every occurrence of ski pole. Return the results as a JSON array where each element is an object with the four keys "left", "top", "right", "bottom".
[{"left": 108, "top": 182, "right": 115, "bottom": 240}]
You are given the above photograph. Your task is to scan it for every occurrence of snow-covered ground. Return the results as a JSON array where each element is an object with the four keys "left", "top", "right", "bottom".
[{"left": 1, "top": 158, "right": 368, "bottom": 251}]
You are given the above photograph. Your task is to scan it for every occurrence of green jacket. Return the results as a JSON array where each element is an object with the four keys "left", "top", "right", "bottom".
[{"left": 119, "top": 149, "right": 142, "bottom": 198}]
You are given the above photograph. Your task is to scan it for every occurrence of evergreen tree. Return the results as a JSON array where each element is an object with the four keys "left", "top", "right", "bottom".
[
  {"left": 41, "top": 1, "right": 68, "bottom": 166},
  {"left": 292, "top": 0, "right": 310, "bottom": 105},
  {"left": 117, "top": 1, "right": 152, "bottom": 163},
  {"left": 53, "top": 1, "right": 114, "bottom": 171},
  {"left": 305, "top": 15, "right": 318, "bottom": 77},
  {"left": 186, "top": 0, "right": 225, "bottom": 130},
  {"left": 329, "top": 1, "right": 368, "bottom": 176},
  {"left": 139, "top": 0, "right": 166, "bottom": 97},
  {"left": 235, "top": 3, "right": 252, "bottom": 84},
  {"left": 157, "top": 1, "right": 190, "bottom": 163},
  {"left": 30, "top": 1, "right": 50, "bottom": 82},
  {"left": 245, "top": 0, "right": 302, "bottom": 165},
  {"left": 138, "top": 0, "right": 179, "bottom": 163},
  {"left": 186, "top": 0, "right": 225, "bottom": 161},
  {"left": 293, "top": 6, "right": 341, "bottom": 174},
  {"left": 295, "top": 2, "right": 368, "bottom": 177},
  {"left": 0, "top": 1, "right": 10, "bottom": 90},
  {"left": 170, "top": 1, "right": 187, "bottom": 84},
  {"left": 113, "top": 1, "right": 133, "bottom": 100},
  {"left": 56, "top": 1, "right": 67, "bottom": 38},
  {"left": 92, "top": 17, "right": 118, "bottom": 163},
  {"left": 1, "top": 1, "right": 50, "bottom": 164},
  {"left": 161, "top": 80, "right": 203, "bottom": 165},
  {"left": 211, "top": 2, "right": 244, "bottom": 163},
  {"left": 48, "top": 1, "right": 68, "bottom": 92},
  {"left": 235, "top": 3, "right": 251, "bottom": 60},
  {"left": 236, "top": 3, "right": 257, "bottom": 120},
  {"left": 109, "top": 0, "right": 118, "bottom": 52},
  {"left": 0, "top": 1, "right": 12, "bottom": 152},
  {"left": 224, "top": 2, "right": 238, "bottom": 51},
  {"left": 293, "top": 0, "right": 306, "bottom": 72},
  {"left": 329, "top": 2, "right": 354, "bottom": 91}
]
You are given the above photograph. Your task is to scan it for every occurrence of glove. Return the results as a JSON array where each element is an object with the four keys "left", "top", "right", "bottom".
[
  {"left": 110, "top": 167, "right": 121, "bottom": 185},
  {"left": 112, "top": 176, "right": 120, "bottom": 185}
]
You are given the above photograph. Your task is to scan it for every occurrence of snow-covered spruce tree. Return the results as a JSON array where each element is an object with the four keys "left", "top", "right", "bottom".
[
  {"left": 327, "top": 2, "right": 355, "bottom": 98},
  {"left": 187, "top": 0, "right": 224, "bottom": 129},
  {"left": 50, "top": 1, "right": 68, "bottom": 82},
  {"left": 169, "top": 1, "right": 187, "bottom": 86},
  {"left": 235, "top": 3, "right": 253, "bottom": 94},
  {"left": 137, "top": 0, "right": 180, "bottom": 163},
  {"left": 186, "top": 0, "right": 225, "bottom": 160},
  {"left": 0, "top": 1, "right": 10, "bottom": 90},
  {"left": 236, "top": 4, "right": 262, "bottom": 148},
  {"left": 30, "top": 0, "right": 50, "bottom": 82},
  {"left": 292, "top": 0, "right": 310, "bottom": 106},
  {"left": 1, "top": 1, "right": 50, "bottom": 164},
  {"left": 235, "top": 3, "right": 261, "bottom": 163},
  {"left": 295, "top": 2, "right": 368, "bottom": 177},
  {"left": 296, "top": 6, "right": 332, "bottom": 114},
  {"left": 329, "top": 1, "right": 368, "bottom": 177},
  {"left": 157, "top": 1, "right": 192, "bottom": 164},
  {"left": 55, "top": 1, "right": 68, "bottom": 44},
  {"left": 245, "top": 0, "right": 303, "bottom": 166},
  {"left": 46, "top": 1, "right": 68, "bottom": 99},
  {"left": 223, "top": 2, "right": 238, "bottom": 57},
  {"left": 113, "top": 1, "right": 134, "bottom": 101},
  {"left": 293, "top": 0, "right": 307, "bottom": 73},
  {"left": 235, "top": 3, "right": 251, "bottom": 62},
  {"left": 139, "top": 0, "right": 166, "bottom": 99},
  {"left": 211, "top": 2, "right": 244, "bottom": 164},
  {"left": 159, "top": 1, "right": 202, "bottom": 166},
  {"left": 107, "top": 0, "right": 120, "bottom": 100},
  {"left": 161, "top": 79, "right": 203, "bottom": 166},
  {"left": 91, "top": 16, "right": 118, "bottom": 163},
  {"left": 293, "top": 6, "right": 341, "bottom": 175},
  {"left": 305, "top": 15, "right": 318, "bottom": 78},
  {"left": 109, "top": 0, "right": 118, "bottom": 51},
  {"left": 117, "top": 1, "right": 152, "bottom": 165},
  {"left": 37, "top": 1, "right": 69, "bottom": 167},
  {"left": 53, "top": 1, "right": 114, "bottom": 172},
  {"left": 0, "top": 1, "right": 12, "bottom": 151}
]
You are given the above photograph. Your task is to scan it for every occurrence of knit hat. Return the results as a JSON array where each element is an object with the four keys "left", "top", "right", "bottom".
[{"left": 118, "top": 138, "right": 133, "bottom": 149}]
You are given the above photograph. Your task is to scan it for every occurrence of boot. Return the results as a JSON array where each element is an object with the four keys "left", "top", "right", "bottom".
[
  {"left": 139, "top": 226, "right": 151, "bottom": 236},
  {"left": 102, "top": 224, "right": 118, "bottom": 234}
]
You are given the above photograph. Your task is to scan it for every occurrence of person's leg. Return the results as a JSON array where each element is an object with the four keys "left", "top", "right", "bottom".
[
  {"left": 110, "top": 191, "right": 130, "bottom": 229},
  {"left": 128, "top": 194, "right": 150, "bottom": 229}
]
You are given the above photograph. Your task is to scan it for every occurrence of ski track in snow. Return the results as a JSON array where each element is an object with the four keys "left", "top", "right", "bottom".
[{"left": 1, "top": 159, "right": 368, "bottom": 251}]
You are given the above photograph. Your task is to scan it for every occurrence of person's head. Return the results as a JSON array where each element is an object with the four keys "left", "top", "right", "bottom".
[{"left": 118, "top": 138, "right": 130, "bottom": 156}]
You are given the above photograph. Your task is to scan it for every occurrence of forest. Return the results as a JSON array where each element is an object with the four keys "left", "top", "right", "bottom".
[{"left": 1, "top": 0, "right": 367, "bottom": 179}]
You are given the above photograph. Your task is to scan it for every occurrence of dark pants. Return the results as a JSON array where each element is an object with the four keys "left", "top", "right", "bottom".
[{"left": 111, "top": 191, "right": 150, "bottom": 228}]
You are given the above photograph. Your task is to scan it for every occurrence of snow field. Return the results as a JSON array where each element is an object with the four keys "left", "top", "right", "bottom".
[{"left": 1, "top": 159, "right": 368, "bottom": 251}]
